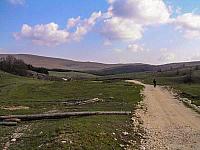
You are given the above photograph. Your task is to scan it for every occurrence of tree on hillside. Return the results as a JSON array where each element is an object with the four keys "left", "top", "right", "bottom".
[
  {"left": 157, "top": 68, "right": 162, "bottom": 72},
  {"left": 27, "top": 64, "right": 49, "bottom": 75},
  {"left": 195, "top": 65, "right": 200, "bottom": 70},
  {"left": 0, "top": 56, "right": 28, "bottom": 76},
  {"left": 184, "top": 69, "right": 192, "bottom": 84},
  {"left": 176, "top": 69, "right": 179, "bottom": 75}
]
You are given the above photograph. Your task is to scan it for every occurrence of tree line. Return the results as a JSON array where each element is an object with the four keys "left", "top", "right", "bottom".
[{"left": 0, "top": 56, "right": 49, "bottom": 76}]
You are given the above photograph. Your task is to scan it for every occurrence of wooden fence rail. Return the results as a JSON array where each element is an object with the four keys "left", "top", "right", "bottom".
[{"left": 0, "top": 111, "right": 132, "bottom": 122}]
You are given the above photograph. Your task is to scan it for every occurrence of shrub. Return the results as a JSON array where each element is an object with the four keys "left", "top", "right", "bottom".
[{"left": 0, "top": 56, "right": 28, "bottom": 76}]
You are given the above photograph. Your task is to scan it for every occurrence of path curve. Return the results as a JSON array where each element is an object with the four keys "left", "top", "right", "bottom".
[{"left": 128, "top": 80, "right": 200, "bottom": 150}]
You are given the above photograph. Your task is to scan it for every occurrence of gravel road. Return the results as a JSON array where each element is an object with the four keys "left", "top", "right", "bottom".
[{"left": 128, "top": 80, "right": 200, "bottom": 150}]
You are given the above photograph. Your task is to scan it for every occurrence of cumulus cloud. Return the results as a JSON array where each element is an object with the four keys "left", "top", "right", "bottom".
[
  {"left": 102, "top": 0, "right": 171, "bottom": 42},
  {"left": 158, "top": 52, "right": 176, "bottom": 63},
  {"left": 14, "top": 23, "right": 70, "bottom": 46},
  {"left": 102, "top": 17, "right": 143, "bottom": 41},
  {"left": 72, "top": 11, "right": 102, "bottom": 41},
  {"left": 16, "top": 0, "right": 200, "bottom": 49},
  {"left": 14, "top": 11, "right": 102, "bottom": 46},
  {"left": 113, "top": 48, "right": 123, "bottom": 53},
  {"left": 7, "top": 0, "right": 25, "bottom": 5},
  {"left": 103, "top": 0, "right": 200, "bottom": 48},
  {"left": 108, "top": 0, "right": 170, "bottom": 25},
  {"left": 67, "top": 16, "right": 81, "bottom": 29},
  {"left": 160, "top": 48, "right": 168, "bottom": 52},
  {"left": 127, "top": 44, "right": 144, "bottom": 53},
  {"left": 174, "top": 13, "right": 200, "bottom": 39},
  {"left": 175, "top": 7, "right": 182, "bottom": 15},
  {"left": 103, "top": 0, "right": 200, "bottom": 42},
  {"left": 191, "top": 53, "right": 200, "bottom": 61}
]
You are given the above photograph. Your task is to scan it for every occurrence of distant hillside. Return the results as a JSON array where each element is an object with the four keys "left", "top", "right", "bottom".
[
  {"left": 156, "top": 61, "right": 200, "bottom": 71},
  {"left": 0, "top": 54, "right": 121, "bottom": 71},
  {"left": 0, "top": 54, "right": 199, "bottom": 74},
  {"left": 92, "top": 61, "right": 200, "bottom": 75},
  {"left": 90, "top": 64, "right": 156, "bottom": 75}
]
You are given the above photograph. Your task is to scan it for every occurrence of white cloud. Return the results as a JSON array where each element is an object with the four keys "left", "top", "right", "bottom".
[
  {"left": 108, "top": 0, "right": 170, "bottom": 25},
  {"left": 174, "top": 13, "right": 200, "bottom": 39},
  {"left": 103, "top": 40, "right": 112, "bottom": 46},
  {"left": 175, "top": 7, "right": 182, "bottom": 15},
  {"left": 67, "top": 16, "right": 81, "bottom": 29},
  {"left": 113, "top": 48, "right": 123, "bottom": 53},
  {"left": 102, "top": 0, "right": 171, "bottom": 42},
  {"left": 14, "top": 23, "right": 70, "bottom": 46},
  {"left": 191, "top": 53, "right": 200, "bottom": 61},
  {"left": 103, "top": 0, "right": 200, "bottom": 55},
  {"left": 102, "top": 17, "right": 143, "bottom": 41},
  {"left": 72, "top": 11, "right": 102, "bottom": 41},
  {"left": 7, "top": 0, "right": 25, "bottom": 5},
  {"left": 158, "top": 52, "right": 176, "bottom": 63},
  {"left": 160, "top": 48, "right": 168, "bottom": 52},
  {"left": 183, "top": 30, "right": 200, "bottom": 39},
  {"left": 175, "top": 13, "right": 200, "bottom": 30},
  {"left": 127, "top": 44, "right": 144, "bottom": 53},
  {"left": 14, "top": 11, "right": 101, "bottom": 46},
  {"left": 158, "top": 48, "right": 176, "bottom": 63}
]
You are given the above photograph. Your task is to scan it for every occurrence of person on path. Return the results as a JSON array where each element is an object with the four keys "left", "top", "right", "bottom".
[{"left": 153, "top": 79, "right": 157, "bottom": 88}]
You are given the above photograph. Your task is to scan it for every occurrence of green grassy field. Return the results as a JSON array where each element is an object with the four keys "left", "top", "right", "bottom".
[
  {"left": 49, "top": 71, "right": 99, "bottom": 80},
  {"left": 2, "top": 115, "right": 141, "bottom": 150},
  {"left": 141, "top": 69, "right": 200, "bottom": 106},
  {"left": 2, "top": 66, "right": 199, "bottom": 149},
  {"left": 49, "top": 68, "right": 200, "bottom": 106},
  {"left": 0, "top": 71, "right": 143, "bottom": 149},
  {"left": 99, "top": 68, "right": 200, "bottom": 106}
]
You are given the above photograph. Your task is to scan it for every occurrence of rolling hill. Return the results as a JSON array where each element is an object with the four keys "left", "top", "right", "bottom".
[
  {"left": 0, "top": 54, "right": 200, "bottom": 74},
  {"left": 0, "top": 54, "right": 121, "bottom": 71}
]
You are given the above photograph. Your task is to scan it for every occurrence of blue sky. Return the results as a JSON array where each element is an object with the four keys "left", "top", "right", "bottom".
[{"left": 0, "top": 0, "right": 200, "bottom": 64}]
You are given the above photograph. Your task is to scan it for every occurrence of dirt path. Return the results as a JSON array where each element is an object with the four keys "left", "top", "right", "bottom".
[{"left": 128, "top": 80, "right": 200, "bottom": 150}]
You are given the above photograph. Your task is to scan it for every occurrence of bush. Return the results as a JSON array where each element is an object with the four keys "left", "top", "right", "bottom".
[
  {"left": 27, "top": 64, "right": 49, "bottom": 74},
  {"left": 0, "top": 56, "right": 28, "bottom": 76},
  {"left": 183, "top": 69, "right": 193, "bottom": 83}
]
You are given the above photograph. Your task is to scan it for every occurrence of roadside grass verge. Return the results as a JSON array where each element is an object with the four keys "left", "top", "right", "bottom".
[
  {"left": 173, "top": 84, "right": 200, "bottom": 106},
  {"left": 5, "top": 115, "right": 140, "bottom": 150}
]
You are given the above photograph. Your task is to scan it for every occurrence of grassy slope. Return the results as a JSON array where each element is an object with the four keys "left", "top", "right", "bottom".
[{"left": 0, "top": 71, "right": 143, "bottom": 149}]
